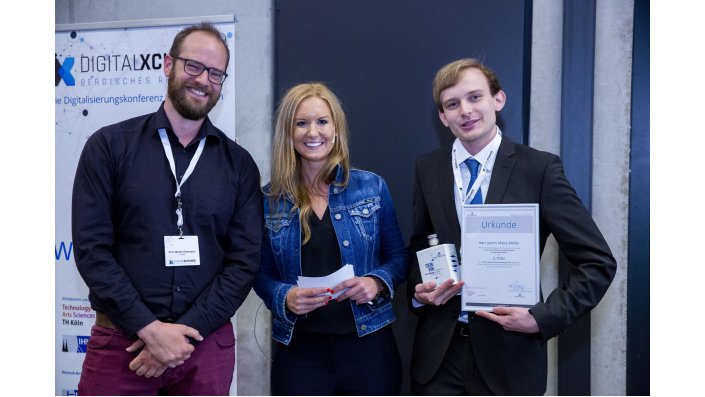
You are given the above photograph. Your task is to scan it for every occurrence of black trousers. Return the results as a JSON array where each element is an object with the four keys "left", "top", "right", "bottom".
[
  {"left": 271, "top": 326, "right": 402, "bottom": 396},
  {"left": 411, "top": 322, "right": 493, "bottom": 396}
]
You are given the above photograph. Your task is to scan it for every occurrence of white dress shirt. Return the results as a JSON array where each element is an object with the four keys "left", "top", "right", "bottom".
[{"left": 452, "top": 127, "right": 503, "bottom": 219}]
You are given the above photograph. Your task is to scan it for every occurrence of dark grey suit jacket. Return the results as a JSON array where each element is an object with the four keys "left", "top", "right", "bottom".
[{"left": 407, "top": 136, "right": 617, "bottom": 395}]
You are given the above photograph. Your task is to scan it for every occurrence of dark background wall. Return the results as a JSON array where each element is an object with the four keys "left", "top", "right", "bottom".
[
  {"left": 627, "top": 0, "right": 650, "bottom": 394},
  {"left": 275, "top": 0, "right": 531, "bottom": 251},
  {"left": 274, "top": 1, "right": 532, "bottom": 394}
]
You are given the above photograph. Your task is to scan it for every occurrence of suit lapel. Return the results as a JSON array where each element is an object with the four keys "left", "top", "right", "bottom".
[
  {"left": 435, "top": 148, "right": 461, "bottom": 243},
  {"left": 485, "top": 136, "right": 516, "bottom": 204}
]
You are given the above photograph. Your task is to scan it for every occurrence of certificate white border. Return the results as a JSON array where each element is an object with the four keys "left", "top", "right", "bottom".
[{"left": 460, "top": 203, "right": 540, "bottom": 311}]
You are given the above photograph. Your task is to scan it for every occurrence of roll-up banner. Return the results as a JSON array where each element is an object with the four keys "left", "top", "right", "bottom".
[{"left": 55, "top": 16, "right": 237, "bottom": 395}]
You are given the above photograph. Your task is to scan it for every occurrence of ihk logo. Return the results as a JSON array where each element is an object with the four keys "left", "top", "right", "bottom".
[
  {"left": 56, "top": 56, "right": 75, "bottom": 86},
  {"left": 62, "top": 335, "right": 90, "bottom": 353}
]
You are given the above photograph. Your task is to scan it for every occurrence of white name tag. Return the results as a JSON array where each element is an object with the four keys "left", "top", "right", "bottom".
[{"left": 164, "top": 236, "right": 200, "bottom": 267}]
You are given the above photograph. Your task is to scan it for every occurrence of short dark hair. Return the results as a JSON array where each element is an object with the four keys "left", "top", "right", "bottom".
[
  {"left": 169, "top": 22, "right": 230, "bottom": 69},
  {"left": 433, "top": 58, "right": 502, "bottom": 112}
]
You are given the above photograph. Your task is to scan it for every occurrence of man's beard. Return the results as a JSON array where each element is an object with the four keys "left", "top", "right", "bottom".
[{"left": 167, "top": 77, "right": 220, "bottom": 121}]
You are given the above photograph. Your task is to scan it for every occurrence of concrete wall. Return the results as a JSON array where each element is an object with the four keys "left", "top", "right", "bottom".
[
  {"left": 530, "top": 1, "right": 563, "bottom": 394},
  {"left": 591, "top": 0, "right": 633, "bottom": 394},
  {"left": 530, "top": 0, "right": 632, "bottom": 394}
]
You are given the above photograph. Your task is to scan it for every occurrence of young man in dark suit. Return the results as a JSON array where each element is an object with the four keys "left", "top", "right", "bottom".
[{"left": 407, "top": 58, "right": 617, "bottom": 395}]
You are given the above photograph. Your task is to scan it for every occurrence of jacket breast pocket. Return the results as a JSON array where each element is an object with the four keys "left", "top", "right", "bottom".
[
  {"left": 265, "top": 213, "right": 292, "bottom": 254},
  {"left": 347, "top": 198, "right": 381, "bottom": 240}
]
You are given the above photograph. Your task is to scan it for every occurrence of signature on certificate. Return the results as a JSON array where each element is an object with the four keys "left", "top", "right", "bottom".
[{"left": 508, "top": 281, "right": 528, "bottom": 297}]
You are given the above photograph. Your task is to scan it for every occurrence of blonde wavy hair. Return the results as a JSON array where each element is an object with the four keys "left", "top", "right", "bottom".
[{"left": 268, "top": 82, "right": 350, "bottom": 244}]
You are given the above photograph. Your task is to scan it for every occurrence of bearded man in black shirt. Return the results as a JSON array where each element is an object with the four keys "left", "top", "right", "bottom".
[{"left": 71, "top": 22, "right": 262, "bottom": 395}]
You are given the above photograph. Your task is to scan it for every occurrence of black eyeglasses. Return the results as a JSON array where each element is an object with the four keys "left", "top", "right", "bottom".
[{"left": 171, "top": 55, "right": 228, "bottom": 85}]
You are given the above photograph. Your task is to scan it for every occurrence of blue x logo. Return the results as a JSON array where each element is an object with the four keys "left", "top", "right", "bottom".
[{"left": 55, "top": 56, "right": 75, "bottom": 86}]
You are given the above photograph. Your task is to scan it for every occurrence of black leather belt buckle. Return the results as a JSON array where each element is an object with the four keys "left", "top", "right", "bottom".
[{"left": 458, "top": 322, "right": 471, "bottom": 337}]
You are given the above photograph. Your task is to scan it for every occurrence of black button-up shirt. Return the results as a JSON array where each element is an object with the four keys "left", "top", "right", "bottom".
[{"left": 72, "top": 103, "right": 263, "bottom": 338}]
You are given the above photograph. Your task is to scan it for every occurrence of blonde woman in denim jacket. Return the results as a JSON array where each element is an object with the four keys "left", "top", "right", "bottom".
[{"left": 254, "top": 83, "right": 407, "bottom": 395}]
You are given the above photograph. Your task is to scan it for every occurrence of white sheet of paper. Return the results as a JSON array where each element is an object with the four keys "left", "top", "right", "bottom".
[{"left": 297, "top": 264, "right": 355, "bottom": 299}]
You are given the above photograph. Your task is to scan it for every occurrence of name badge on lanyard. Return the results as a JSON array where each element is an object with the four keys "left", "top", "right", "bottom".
[
  {"left": 164, "top": 236, "right": 200, "bottom": 267},
  {"left": 158, "top": 128, "right": 205, "bottom": 267}
]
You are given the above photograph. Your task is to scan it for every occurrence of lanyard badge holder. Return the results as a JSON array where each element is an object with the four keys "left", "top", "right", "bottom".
[{"left": 159, "top": 128, "right": 204, "bottom": 267}]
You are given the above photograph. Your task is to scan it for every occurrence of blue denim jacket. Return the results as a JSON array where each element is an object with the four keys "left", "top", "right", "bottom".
[{"left": 254, "top": 166, "right": 408, "bottom": 345}]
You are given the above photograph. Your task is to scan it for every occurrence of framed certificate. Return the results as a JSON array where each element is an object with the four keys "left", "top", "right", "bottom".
[{"left": 460, "top": 203, "right": 540, "bottom": 311}]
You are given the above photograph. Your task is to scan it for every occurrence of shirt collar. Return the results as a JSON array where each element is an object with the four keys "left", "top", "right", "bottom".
[
  {"left": 452, "top": 127, "right": 503, "bottom": 170},
  {"left": 151, "top": 102, "right": 220, "bottom": 146}
]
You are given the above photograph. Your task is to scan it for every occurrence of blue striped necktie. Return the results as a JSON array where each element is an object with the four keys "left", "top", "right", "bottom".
[{"left": 465, "top": 158, "right": 483, "bottom": 204}]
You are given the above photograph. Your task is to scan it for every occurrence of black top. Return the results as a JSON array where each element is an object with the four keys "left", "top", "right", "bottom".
[
  {"left": 297, "top": 207, "right": 356, "bottom": 335},
  {"left": 71, "top": 103, "right": 263, "bottom": 338}
]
